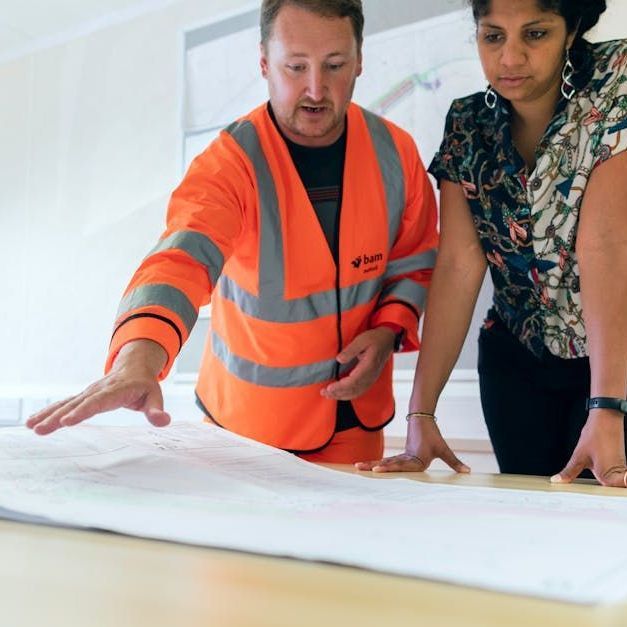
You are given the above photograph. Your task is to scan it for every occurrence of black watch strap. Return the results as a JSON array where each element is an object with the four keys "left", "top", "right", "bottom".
[{"left": 586, "top": 397, "right": 627, "bottom": 414}]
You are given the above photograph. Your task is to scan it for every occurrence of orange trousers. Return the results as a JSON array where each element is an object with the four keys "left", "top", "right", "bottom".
[
  {"left": 204, "top": 417, "right": 383, "bottom": 464},
  {"left": 298, "top": 427, "right": 384, "bottom": 464}
]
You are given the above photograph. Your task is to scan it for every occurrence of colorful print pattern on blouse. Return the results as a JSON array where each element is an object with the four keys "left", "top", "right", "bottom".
[{"left": 429, "top": 39, "right": 627, "bottom": 359}]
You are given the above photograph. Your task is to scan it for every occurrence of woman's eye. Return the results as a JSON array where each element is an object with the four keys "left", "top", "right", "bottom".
[
  {"left": 527, "top": 30, "right": 547, "bottom": 40},
  {"left": 483, "top": 32, "right": 502, "bottom": 44}
]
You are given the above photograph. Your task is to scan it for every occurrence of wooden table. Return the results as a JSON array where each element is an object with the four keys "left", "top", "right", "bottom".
[{"left": 1, "top": 469, "right": 625, "bottom": 627}]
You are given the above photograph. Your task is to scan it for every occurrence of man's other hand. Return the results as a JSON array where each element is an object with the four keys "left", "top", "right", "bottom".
[
  {"left": 320, "top": 327, "right": 396, "bottom": 401},
  {"left": 25, "top": 340, "right": 170, "bottom": 435}
]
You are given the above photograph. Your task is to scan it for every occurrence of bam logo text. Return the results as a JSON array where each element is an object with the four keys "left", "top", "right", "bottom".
[{"left": 351, "top": 252, "right": 384, "bottom": 272}]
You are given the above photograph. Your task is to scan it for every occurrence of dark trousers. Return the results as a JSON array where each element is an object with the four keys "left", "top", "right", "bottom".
[{"left": 477, "top": 316, "right": 608, "bottom": 477}]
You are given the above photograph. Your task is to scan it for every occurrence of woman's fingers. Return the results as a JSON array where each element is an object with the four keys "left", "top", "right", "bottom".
[{"left": 354, "top": 454, "right": 428, "bottom": 473}]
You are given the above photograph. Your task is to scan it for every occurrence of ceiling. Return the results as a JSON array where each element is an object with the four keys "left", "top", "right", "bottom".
[{"left": 0, "top": 0, "right": 178, "bottom": 64}]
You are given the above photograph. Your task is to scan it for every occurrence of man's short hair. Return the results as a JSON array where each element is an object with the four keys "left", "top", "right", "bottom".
[{"left": 260, "top": 0, "right": 364, "bottom": 48}]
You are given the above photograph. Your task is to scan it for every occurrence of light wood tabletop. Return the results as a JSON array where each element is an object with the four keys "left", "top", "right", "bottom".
[{"left": 1, "top": 468, "right": 626, "bottom": 627}]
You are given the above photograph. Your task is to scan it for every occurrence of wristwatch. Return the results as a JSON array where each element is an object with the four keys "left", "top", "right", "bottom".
[{"left": 586, "top": 397, "right": 627, "bottom": 415}]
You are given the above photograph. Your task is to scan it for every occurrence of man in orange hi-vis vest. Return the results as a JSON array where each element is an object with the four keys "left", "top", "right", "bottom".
[{"left": 27, "top": 0, "right": 458, "bottom": 467}]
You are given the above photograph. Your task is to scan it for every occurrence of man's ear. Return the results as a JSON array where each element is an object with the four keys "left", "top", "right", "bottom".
[
  {"left": 260, "top": 43, "right": 269, "bottom": 79},
  {"left": 356, "top": 50, "right": 363, "bottom": 78}
]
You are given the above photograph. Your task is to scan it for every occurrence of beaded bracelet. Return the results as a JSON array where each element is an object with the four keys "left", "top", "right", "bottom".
[{"left": 406, "top": 411, "right": 437, "bottom": 423}]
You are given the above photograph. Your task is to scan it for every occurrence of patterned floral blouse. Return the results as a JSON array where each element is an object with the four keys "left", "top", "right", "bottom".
[{"left": 429, "top": 38, "right": 627, "bottom": 359}]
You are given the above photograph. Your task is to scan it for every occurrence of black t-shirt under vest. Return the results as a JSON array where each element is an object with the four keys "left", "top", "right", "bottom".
[{"left": 268, "top": 104, "right": 361, "bottom": 434}]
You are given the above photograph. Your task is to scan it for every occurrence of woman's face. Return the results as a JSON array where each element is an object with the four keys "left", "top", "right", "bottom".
[{"left": 476, "top": 0, "right": 576, "bottom": 106}]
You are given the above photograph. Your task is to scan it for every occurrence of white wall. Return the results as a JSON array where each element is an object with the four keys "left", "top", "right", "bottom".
[
  {"left": 1, "top": 0, "right": 625, "bottom": 391},
  {"left": 589, "top": 1, "right": 627, "bottom": 42},
  {"left": 0, "top": 0, "right": 250, "bottom": 387}
]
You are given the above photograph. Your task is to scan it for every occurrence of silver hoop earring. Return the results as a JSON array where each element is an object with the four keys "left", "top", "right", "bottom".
[
  {"left": 484, "top": 85, "right": 497, "bottom": 109},
  {"left": 561, "top": 49, "right": 576, "bottom": 100}
]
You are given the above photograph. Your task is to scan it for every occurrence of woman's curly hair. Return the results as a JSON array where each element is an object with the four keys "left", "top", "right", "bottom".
[{"left": 468, "top": 0, "right": 607, "bottom": 41}]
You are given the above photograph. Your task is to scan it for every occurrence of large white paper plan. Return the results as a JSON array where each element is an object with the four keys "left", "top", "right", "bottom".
[{"left": 1, "top": 422, "right": 626, "bottom": 605}]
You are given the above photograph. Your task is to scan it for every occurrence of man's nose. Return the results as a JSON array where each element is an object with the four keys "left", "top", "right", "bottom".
[{"left": 305, "top": 67, "right": 325, "bottom": 101}]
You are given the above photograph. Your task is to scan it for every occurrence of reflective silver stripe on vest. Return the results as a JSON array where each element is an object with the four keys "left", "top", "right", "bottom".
[
  {"left": 147, "top": 230, "right": 224, "bottom": 286},
  {"left": 212, "top": 331, "right": 346, "bottom": 387},
  {"left": 224, "top": 119, "right": 284, "bottom": 300},
  {"left": 219, "top": 274, "right": 383, "bottom": 322},
  {"left": 379, "top": 278, "right": 428, "bottom": 312},
  {"left": 117, "top": 284, "right": 198, "bottom": 334},
  {"left": 362, "top": 108, "right": 405, "bottom": 250},
  {"left": 384, "top": 248, "right": 437, "bottom": 279}
]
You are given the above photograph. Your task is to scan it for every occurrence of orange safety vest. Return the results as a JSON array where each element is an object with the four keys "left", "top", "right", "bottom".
[{"left": 107, "top": 102, "right": 438, "bottom": 452}]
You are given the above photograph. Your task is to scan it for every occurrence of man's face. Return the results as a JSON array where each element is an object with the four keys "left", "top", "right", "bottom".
[{"left": 260, "top": 4, "right": 362, "bottom": 147}]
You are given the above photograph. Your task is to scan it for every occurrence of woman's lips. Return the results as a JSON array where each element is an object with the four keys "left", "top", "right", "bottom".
[{"left": 499, "top": 76, "right": 529, "bottom": 87}]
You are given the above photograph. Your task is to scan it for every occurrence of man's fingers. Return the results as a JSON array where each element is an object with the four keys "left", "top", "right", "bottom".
[
  {"left": 336, "top": 339, "right": 367, "bottom": 364},
  {"left": 33, "top": 395, "right": 90, "bottom": 435},
  {"left": 323, "top": 332, "right": 391, "bottom": 399},
  {"left": 140, "top": 386, "right": 170, "bottom": 427},
  {"left": 551, "top": 455, "right": 587, "bottom": 484},
  {"left": 29, "top": 379, "right": 169, "bottom": 435},
  {"left": 145, "top": 407, "right": 171, "bottom": 427},
  {"left": 322, "top": 363, "right": 371, "bottom": 400},
  {"left": 440, "top": 447, "right": 471, "bottom": 473},
  {"left": 26, "top": 396, "right": 76, "bottom": 429},
  {"left": 59, "top": 392, "right": 122, "bottom": 427},
  {"left": 322, "top": 381, "right": 357, "bottom": 400}
]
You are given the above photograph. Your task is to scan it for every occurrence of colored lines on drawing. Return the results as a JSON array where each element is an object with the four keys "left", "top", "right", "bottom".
[
  {"left": 369, "top": 58, "right": 475, "bottom": 116},
  {"left": 370, "top": 74, "right": 440, "bottom": 115}
]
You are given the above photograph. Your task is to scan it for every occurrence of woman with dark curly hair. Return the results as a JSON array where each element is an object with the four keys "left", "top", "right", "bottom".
[{"left": 357, "top": 0, "right": 627, "bottom": 487}]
